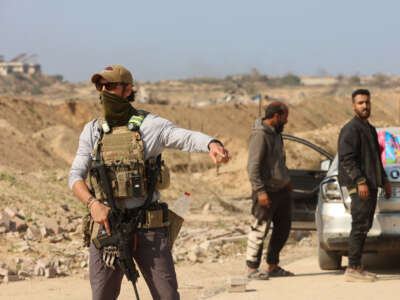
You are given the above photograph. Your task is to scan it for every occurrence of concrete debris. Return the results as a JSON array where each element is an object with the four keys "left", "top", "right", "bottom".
[
  {"left": 18, "top": 209, "right": 26, "bottom": 219},
  {"left": 3, "top": 275, "right": 21, "bottom": 282},
  {"left": 14, "top": 240, "right": 31, "bottom": 252},
  {"left": 45, "top": 267, "right": 57, "bottom": 278},
  {"left": 0, "top": 211, "right": 11, "bottom": 230},
  {"left": 202, "top": 202, "right": 212, "bottom": 213},
  {"left": 4, "top": 207, "right": 16, "bottom": 218},
  {"left": 0, "top": 204, "right": 312, "bottom": 283},
  {"left": 36, "top": 258, "right": 51, "bottom": 269},
  {"left": 0, "top": 268, "right": 10, "bottom": 276},
  {"left": 227, "top": 276, "right": 247, "bottom": 293},
  {"left": 25, "top": 226, "right": 42, "bottom": 241},
  {"left": 6, "top": 231, "right": 20, "bottom": 239},
  {"left": 188, "top": 251, "right": 200, "bottom": 263},
  {"left": 40, "top": 217, "right": 61, "bottom": 235},
  {"left": 17, "top": 270, "right": 30, "bottom": 278},
  {"left": 60, "top": 204, "right": 70, "bottom": 212},
  {"left": 0, "top": 226, "right": 7, "bottom": 234},
  {"left": 49, "top": 235, "right": 64, "bottom": 243},
  {"left": 39, "top": 225, "right": 49, "bottom": 238},
  {"left": 11, "top": 217, "right": 28, "bottom": 232}
]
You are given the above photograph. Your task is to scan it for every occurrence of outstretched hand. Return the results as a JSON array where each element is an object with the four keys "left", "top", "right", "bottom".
[{"left": 208, "top": 141, "right": 230, "bottom": 164}]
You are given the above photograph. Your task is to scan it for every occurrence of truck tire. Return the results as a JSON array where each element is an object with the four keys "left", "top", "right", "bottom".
[{"left": 318, "top": 246, "right": 341, "bottom": 270}]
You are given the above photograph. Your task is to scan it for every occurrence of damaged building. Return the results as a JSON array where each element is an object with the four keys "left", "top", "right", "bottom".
[{"left": 0, "top": 53, "right": 41, "bottom": 76}]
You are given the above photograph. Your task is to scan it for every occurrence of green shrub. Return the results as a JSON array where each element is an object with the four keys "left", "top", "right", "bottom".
[{"left": 280, "top": 73, "right": 301, "bottom": 86}]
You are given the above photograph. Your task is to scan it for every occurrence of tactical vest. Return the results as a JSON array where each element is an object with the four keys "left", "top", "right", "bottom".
[{"left": 89, "top": 111, "right": 169, "bottom": 205}]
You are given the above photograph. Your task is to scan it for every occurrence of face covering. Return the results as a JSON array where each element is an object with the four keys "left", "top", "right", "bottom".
[{"left": 99, "top": 91, "right": 137, "bottom": 127}]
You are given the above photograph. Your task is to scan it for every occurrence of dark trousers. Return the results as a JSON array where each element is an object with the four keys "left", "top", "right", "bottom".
[
  {"left": 348, "top": 189, "right": 377, "bottom": 268},
  {"left": 89, "top": 227, "right": 179, "bottom": 300},
  {"left": 246, "top": 189, "right": 292, "bottom": 268}
]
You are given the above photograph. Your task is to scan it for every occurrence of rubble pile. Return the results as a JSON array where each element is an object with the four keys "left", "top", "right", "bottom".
[
  {"left": 0, "top": 206, "right": 87, "bottom": 284},
  {"left": 0, "top": 204, "right": 315, "bottom": 284}
]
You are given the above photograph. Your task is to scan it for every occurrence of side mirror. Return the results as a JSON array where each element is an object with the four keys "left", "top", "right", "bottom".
[{"left": 320, "top": 159, "right": 331, "bottom": 171}]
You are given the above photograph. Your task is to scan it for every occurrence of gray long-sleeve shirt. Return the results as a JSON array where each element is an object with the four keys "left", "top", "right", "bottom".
[
  {"left": 69, "top": 113, "right": 214, "bottom": 208},
  {"left": 247, "top": 117, "right": 290, "bottom": 194}
]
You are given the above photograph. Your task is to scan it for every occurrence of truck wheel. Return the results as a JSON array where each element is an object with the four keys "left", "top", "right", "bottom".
[{"left": 318, "top": 246, "right": 341, "bottom": 270}]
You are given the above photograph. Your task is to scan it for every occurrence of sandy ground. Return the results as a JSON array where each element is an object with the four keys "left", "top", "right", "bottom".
[
  {"left": 2, "top": 247, "right": 400, "bottom": 300},
  {"left": 209, "top": 254, "right": 400, "bottom": 300}
]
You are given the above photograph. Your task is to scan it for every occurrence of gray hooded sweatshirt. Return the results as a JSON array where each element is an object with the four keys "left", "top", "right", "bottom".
[{"left": 247, "top": 117, "right": 290, "bottom": 194}]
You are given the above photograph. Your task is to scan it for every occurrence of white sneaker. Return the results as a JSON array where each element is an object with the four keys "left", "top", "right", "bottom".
[
  {"left": 360, "top": 267, "right": 377, "bottom": 279},
  {"left": 344, "top": 268, "right": 376, "bottom": 282}
]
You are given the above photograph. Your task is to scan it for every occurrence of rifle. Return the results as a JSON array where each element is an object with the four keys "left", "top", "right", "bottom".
[{"left": 90, "top": 146, "right": 160, "bottom": 300}]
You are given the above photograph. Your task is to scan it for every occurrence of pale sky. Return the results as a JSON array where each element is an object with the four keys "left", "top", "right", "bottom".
[{"left": 1, "top": 0, "right": 400, "bottom": 82}]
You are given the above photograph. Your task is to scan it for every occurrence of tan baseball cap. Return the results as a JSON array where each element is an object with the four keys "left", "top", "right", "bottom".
[{"left": 91, "top": 65, "right": 135, "bottom": 85}]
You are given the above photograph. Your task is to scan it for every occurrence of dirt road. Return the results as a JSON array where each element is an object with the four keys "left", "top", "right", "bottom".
[
  {"left": 2, "top": 252, "right": 400, "bottom": 300},
  {"left": 209, "top": 254, "right": 400, "bottom": 300}
]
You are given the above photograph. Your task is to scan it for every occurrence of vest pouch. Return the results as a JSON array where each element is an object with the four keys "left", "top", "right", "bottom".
[
  {"left": 116, "top": 170, "right": 130, "bottom": 198},
  {"left": 130, "top": 168, "right": 146, "bottom": 197},
  {"left": 168, "top": 209, "right": 183, "bottom": 249},
  {"left": 156, "top": 162, "right": 170, "bottom": 190},
  {"left": 89, "top": 169, "right": 106, "bottom": 201},
  {"left": 113, "top": 169, "right": 145, "bottom": 198}
]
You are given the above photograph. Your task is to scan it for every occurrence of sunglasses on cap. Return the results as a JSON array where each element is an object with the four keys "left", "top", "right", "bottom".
[{"left": 95, "top": 82, "right": 127, "bottom": 91}]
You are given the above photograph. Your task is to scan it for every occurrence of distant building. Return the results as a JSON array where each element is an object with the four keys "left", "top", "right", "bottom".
[
  {"left": 0, "top": 53, "right": 41, "bottom": 76},
  {"left": 300, "top": 76, "right": 338, "bottom": 86}
]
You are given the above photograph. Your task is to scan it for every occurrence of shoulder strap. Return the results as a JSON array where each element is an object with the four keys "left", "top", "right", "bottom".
[{"left": 127, "top": 110, "right": 150, "bottom": 131}]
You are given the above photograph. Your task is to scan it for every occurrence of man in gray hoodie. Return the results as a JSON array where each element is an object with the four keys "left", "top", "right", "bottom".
[{"left": 246, "top": 101, "right": 294, "bottom": 280}]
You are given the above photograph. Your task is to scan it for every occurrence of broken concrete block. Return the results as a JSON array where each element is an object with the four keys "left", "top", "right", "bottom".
[
  {"left": 45, "top": 267, "right": 56, "bottom": 278},
  {"left": 13, "top": 218, "right": 27, "bottom": 232},
  {"left": 41, "top": 217, "right": 60, "bottom": 235},
  {"left": 0, "top": 267, "right": 10, "bottom": 276},
  {"left": 60, "top": 204, "right": 70, "bottom": 212},
  {"left": 17, "top": 209, "right": 26, "bottom": 219},
  {"left": 4, "top": 207, "right": 16, "bottom": 218},
  {"left": 39, "top": 225, "right": 49, "bottom": 238},
  {"left": 17, "top": 270, "right": 30, "bottom": 278},
  {"left": 25, "top": 226, "right": 41, "bottom": 241},
  {"left": 36, "top": 259, "right": 50, "bottom": 269},
  {"left": 202, "top": 202, "right": 212, "bottom": 213},
  {"left": 227, "top": 276, "right": 247, "bottom": 293},
  {"left": 0, "top": 212, "right": 11, "bottom": 230},
  {"left": 34, "top": 265, "right": 45, "bottom": 276}
]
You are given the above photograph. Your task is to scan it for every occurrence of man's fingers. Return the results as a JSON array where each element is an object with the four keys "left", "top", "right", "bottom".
[
  {"left": 359, "top": 191, "right": 368, "bottom": 201},
  {"left": 209, "top": 143, "right": 230, "bottom": 164},
  {"left": 209, "top": 151, "right": 218, "bottom": 164}
]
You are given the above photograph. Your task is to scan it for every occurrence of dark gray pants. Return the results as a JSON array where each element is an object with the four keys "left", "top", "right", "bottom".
[
  {"left": 89, "top": 227, "right": 180, "bottom": 300},
  {"left": 246, "top": 189, "right": 292, "bottom": 268},
  {"left": 348, "top": 189, "right": 377, "bottom": 268}
]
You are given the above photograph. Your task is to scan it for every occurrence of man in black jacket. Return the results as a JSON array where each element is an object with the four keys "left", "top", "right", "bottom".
[{"left": 338, "top": 89, "right": 391, "bottom": 282}]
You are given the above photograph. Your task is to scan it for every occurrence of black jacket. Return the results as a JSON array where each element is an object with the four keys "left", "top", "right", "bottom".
[{"left": 338, "top": 116, "right": 387, "bottom": 189}]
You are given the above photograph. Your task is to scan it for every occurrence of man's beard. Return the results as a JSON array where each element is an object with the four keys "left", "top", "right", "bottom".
[
  {"left": 355, "top": 108, "right": 370, "bottom": 121},
  {"left": 275, "top": 122, "right": 285, "bottom": 133}
]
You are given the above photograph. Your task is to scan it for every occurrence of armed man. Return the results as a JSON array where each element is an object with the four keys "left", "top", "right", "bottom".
[{"left": 69, "top": 65, "right": 229, "bottom": 300}]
